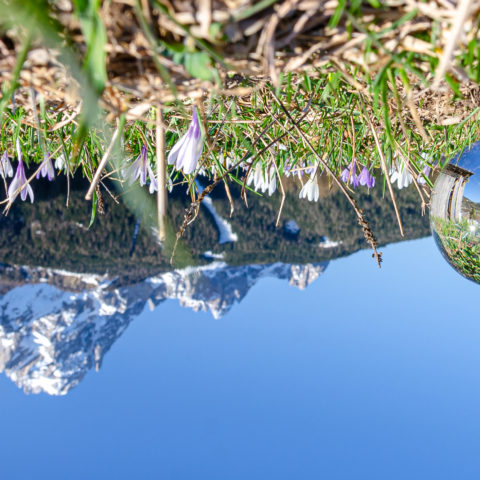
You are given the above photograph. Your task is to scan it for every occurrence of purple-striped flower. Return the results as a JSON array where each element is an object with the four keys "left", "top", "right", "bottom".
[
  {"left": 284, "top": 161, "right": 316, "bottom": 180},
  {"left": 340, "top": 167, "right": 350, "bottom": 183},
  {"left": 417, "top": 152, "right": 433, "bottom": 185},
  {"left": 0, "top": 151, "right": 13, "bottom": 178},
  {"left": 283, "top": 161, "right": 293, "bottom": 178},
  {"left": 359, "top": 166, "right": 375, "bottom": 188},
  {"left": 124, "top": 144, "right": 158, "bottom": 194},
  {"left": 417, "top": 164, "right": 431, "bottom": 185},
  {"left": 168, "top": 106, "right": 204, "bottom": 175},
  {"left": 340, "top": 159, "right": 359, "bottom": 188},
  {"left": 36, "top": 153, "right": 55, "bottom": 181},
  {"left": 8, "top": 139, "right": 34, "bottom": 203}
]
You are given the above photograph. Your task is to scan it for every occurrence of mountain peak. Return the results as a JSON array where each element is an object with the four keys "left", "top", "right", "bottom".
[{"left": 0, "top": 260, "right": 328, "bottom": 395}]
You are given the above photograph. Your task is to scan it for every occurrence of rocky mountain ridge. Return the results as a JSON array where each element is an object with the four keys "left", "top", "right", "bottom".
[{"left": 0, "top": 260, "right": 328, "bottom": 395}]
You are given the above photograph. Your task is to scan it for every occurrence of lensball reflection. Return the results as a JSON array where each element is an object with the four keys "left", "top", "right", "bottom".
[{"left": 430, "top": 144, "right": 480, "bottom": 284}]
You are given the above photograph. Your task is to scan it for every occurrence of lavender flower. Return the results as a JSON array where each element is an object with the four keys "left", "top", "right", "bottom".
[
  {"left": 124, "top": 145, "right": 158, "bottom": 194},
  {"left": 340, "top": 159, "right": 359, "bottom": 188},
  {"left": 283, "top": 161, "right": 315, "bottom": 180},
  {"left": 359, "top": 166, "right": 375, "bottom": 188},
  {"left": 168, "top": 106, "right": 204, "bottom": 175},
  {"left": 304, "top": 165, "right": 315, "bottom": 176},
  {"left": 8, "top": 139, "right": 34, "bottom": 203},
  {"left": 417, "top": 164, "right": 432, "bottom": 185},
  {"left": 283, "top": 161, "right": 293, "bottom": 178},
  {"left": 340, "top": 167, "right": 350, "bottom": 183},
  {"left": 0, "top": 151, "right": 13, "bottom": 178},
  {"left": 417, "top": 152, "right": 434, "bottom": 185},
  {"left": 36, "top": 153, "right": 55, "bottom": 181},
  {"left": 283, "top": 160, "right": 302, "bottom": 179}
]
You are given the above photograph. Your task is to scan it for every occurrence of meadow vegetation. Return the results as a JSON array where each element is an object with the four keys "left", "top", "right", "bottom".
[{"left": 0, "top": 0, "right": 479, "bottom": 265}]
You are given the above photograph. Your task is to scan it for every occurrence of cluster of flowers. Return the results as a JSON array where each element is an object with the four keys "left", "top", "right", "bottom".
[
  {"left": 245, "top": 158, "right": 319, "bottom": 201},
  {"left": 338, "top": 157, "right": 432, "bottom": 192},
  {"left": 1, "top": 106, "right": 203, "bottom": 205},
  {"left": 389, "top": 157, "right": 432, "bottom": 189},
  {"left": 5, "top": 106, "right": 435, "bottom": 209},
  {"left": 123, "top": 106, "right": 205, "bottom": 193},
  {"left": 246, "top": 163, "right": 277, "bottom": 196},
  {"left": 123, "top": 105, "right": 434, "bottom": 202},
  {"left": 283, "top": 159, "right": 319, "bottom": 202},
  {"left": 1, "top": 139, "right": 57, "bottom": 204},
  {"left": 295, "top": 154, "right": 432, "bottom": 203},
  {"left": 283, "top": 159, "right": 315, "bottom": 178},
  {"left": 340, "top": 159, "right": 375, "bottom": 189}
]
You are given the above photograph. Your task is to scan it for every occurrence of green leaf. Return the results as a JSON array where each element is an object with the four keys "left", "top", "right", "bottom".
[
  {"left": 208, "top": 22, "right": 223, "bottom": 42},
  {"left": 303, "top": 73, "right": 312, "bottom": 93},
  {"left": 329, "top": 0, "right": 346, "bottom": 28},
  {"left": 231, "top": 0, "right": 279, "bottom": 22},
  {"left": 445, "top": 73, "right": 462, "bottom": 98},
  {"left": 184, "top": 52, "right": 215, "bottom": 81},
  {"left": 72, "top": 0, "right": 89, "bottom": 13},
  {"left": 172, "top": 52, "right": 185, "bottom": 64},
  {"left": 89, "top": 190, "right": 97, "bottom": 228},
  {"left": 160, "top": 40, "right": 186, "bottom": 54}
]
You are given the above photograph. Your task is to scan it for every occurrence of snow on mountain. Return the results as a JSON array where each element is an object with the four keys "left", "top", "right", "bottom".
[
  {"left": 195, "top": 180, "right": 238, "bottom": 243},
  {"left": 0, "top": 260, "right": 328, "bottom": 396}
]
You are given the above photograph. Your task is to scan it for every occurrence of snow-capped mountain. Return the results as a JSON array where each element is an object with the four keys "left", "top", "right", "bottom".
[{"left": 0, "top": 261, "right": 328, "bottom": 396}]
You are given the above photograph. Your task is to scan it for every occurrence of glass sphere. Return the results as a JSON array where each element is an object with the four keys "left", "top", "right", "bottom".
[{"left": 430, "top": 144, "right": 480, "bottom": 284}]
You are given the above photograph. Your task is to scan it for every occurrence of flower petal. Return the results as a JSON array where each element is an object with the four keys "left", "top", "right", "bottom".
[
  {"left": 125, "top": 157, "right": 141, "bottom": 184},
  {"left": 147, "top": 164, "right": 158, "bottom": 193},
  {"left": 20, "top": 184, "right": 28, "bottom": 201},
  {"left": 8, "top": 160, "right": 28, "bottom": 202},
  {"left": 7, "top": 176, "right": 21, "bottom": 202},
  {"left": 182, "top": 135, "right": 200, "bottom": 174},
  {"left": 15, "top": 138, "right": 22, "bottom": 162},
  {"left": 167, "top": 132, "right": 189, "bottom": 166},
  {"left": 299, "top": 184, "right": 306, "bottom": 199},
  {"left": 55, "top": 154, "right": 65, "bottom": 170},
  {"left": 1, "top": 153, "right": 13, "bottom": 178},
  {"left": 267, "top": 167, "right": 276, "bottom": 196},
  {"left": 26, "top": 184, "right": 34, "bottom": 203},
  {"left": 46, "top": 158, "right": 55, "bottom": 181}
]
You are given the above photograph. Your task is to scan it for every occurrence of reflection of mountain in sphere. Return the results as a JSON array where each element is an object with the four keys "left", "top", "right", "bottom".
[{"left": 430, "top": 144, "right": 480, "bottom": 284}]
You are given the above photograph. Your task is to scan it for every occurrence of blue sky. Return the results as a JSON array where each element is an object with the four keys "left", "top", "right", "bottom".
[{"left": 1, "top": 236, "right": 480, "bottom": 480}]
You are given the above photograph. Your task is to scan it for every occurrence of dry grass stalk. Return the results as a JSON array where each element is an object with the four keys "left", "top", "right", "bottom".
[
  {"left": 269, "top": 90, "right": 383, "bottom": 267},
  {"left": 432, "top": 0, "right": 475, "bottom": 89},
  {"left": 365, "top": 112, "right": 405, "bottom": 237},
  {"left": 156, "top": 105, "right": 167, "bottom": 241},
  {"left": 85, "top": 125, "right": 121, "bottom": 201}
]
